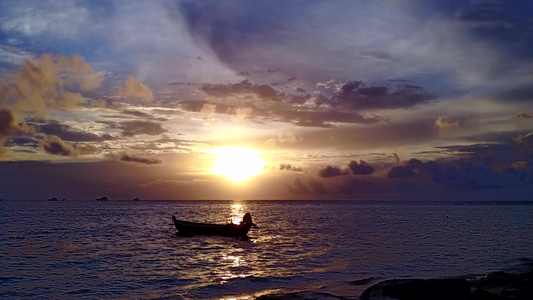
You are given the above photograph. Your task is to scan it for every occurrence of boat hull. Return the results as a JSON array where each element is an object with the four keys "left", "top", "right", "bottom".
[{"left": 172, "top": 217, "right": 252, "bottom": 237}]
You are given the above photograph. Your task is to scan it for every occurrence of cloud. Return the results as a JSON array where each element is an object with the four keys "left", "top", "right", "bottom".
[
  {"left": 318, "top": 166, "right": 349, "bottom": 178},
  {"left": 435, "top": 115, "right": 459, "bottom": 130},
  {"left": 279, "top": 164, "right": 303, "bottom": 172},
  {"left": 201, "top": 80, "right": 280, "bottom": 101},
  {"left": 278, "top": 109, "right": 380, "bottom": 128},
  {"left": 0, "top": 107, "right": 35, "bottom": 150},
  {"left": 513, "top": 132, "right": 533, "bottom": 152},
  {"left": 0, "top": 108, "right": 19, "bottom": 137},
  {"left": 266, "top": 132, "right": 303, "bottom": 147},
  {"left": 118, "top": 121, "right": 166, "bottom": 137},
  {"left": 200, "top": 103, "right": 216, "bottom": 119},
  {"left": 393, "top": 153, "right": 400, "bottom": 163},
  {"left": 36, "top": 120, "right": 113, "bottom": 142},
  {"left": 38, "top": 135, "right": 79, "bottom": 157},
  {"left": 0, "top": 0, "right": 91, "bottom": 39},
  {"left": 326, "top": 81, "right": 436, "bottom": 110},
  {"left": 233, "top": 107, "right": 253, "bottom": 121},
  {"left": 109, "top": 152, "right": 162, "bottom": 165},
  {"left": 0, "top": 54, "right": 103, "bottom": 115},
  {"left": 117, "top": 76, "right": 154, "bottom": 102},
  {"left": 517, "top": 112, "right": 532, "bottom": 120},
  {"left": 348, "top": 160, "right": 374, "bottom": 175},
  {"left": 388, "top": 166, "right": 416, "bottom": 178}
]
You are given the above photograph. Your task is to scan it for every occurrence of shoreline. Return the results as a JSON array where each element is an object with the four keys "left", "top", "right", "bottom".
[{"left": 254, "top": 262, "right": 533, "bottom": 300}]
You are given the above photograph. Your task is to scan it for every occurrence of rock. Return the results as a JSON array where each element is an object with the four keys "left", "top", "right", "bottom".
[
  {"left": 471, "top": 288, "right": 498, "bottom": 300},
  {"left": 360, "top": 278, "right": 471, "bottom": 300},
  {"left": 472, "top": 270, "right": 533, "bottom": 299},
  {"left": 255, "top": 291, "right": 350, "bottom": 300}
]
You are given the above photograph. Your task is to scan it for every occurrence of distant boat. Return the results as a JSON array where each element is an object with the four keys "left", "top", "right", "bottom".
[
  {"left": 172, "top": 213, "right": 258, "bottom": 237},
  {"left": 47, "top": 197, "right": 59, "bottom": 201},
  {"left": 132, "top": 197, "right": 140, "bottom": 201},
  {"left": 96, "top": 196, "right": 109, "bottom": 201}
]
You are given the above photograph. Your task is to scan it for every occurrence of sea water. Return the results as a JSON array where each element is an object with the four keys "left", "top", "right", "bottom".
[{"left": 1, "top": 200, "right": 532, "bottom": 299}]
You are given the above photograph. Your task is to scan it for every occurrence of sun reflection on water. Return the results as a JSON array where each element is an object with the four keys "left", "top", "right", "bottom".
[{"left": 230, "top": 203, "right": 245, "bottom": 224}]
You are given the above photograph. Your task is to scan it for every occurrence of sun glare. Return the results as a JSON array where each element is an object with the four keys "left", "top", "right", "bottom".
[{"left": 208, "top": 147, "right": 267, "bottom": 182}]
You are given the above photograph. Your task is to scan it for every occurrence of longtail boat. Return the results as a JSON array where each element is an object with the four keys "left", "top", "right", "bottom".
[{"left": 172, "top": 213, "right": 257, "bottom": 237}]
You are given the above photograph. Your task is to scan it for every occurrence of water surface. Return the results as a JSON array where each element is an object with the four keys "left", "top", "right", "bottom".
[{"left": 1, "top": 200, "right": 532, "bottom": 299}]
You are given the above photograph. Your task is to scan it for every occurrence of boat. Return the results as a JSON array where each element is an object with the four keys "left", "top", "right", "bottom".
[
  {"left": 132, "top": 197, "right": 140, "bottom": 201},
  {"left": 47, "top": 197, "right": 59, "bottom": 201},
  {"left": 96, "top": 196, "right": 109, "bottom": 201},
  {"left": 172, "top": 213, "right": 258, "bottom": 237}
]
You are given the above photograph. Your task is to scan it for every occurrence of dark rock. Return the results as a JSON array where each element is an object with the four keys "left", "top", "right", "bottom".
[
  {"left": 255, "top": 291, "right": 350, "bottom": 300},
  {"left": 472, "top": 269, "right": 533, "bottom": 299},
  {"left": 360, "top": 278, "right": 471, "bottom": 300},
  {"left": 471, "top": 288, "right": 497, "bottom": 300},
  {"left": 482, "top": 272, "right": 515, "bottom": 286}
]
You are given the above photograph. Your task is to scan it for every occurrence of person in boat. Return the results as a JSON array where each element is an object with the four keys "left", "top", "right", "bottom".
[
  {"left": 241, "top": 212, "right": 252, "bottom": 225},
  {"left": 240, "top": 212, "right": 258, "bottom": 228}
]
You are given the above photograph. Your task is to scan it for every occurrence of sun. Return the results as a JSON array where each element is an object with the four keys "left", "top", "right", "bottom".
[{"left": 207, "top": 146, "right": 267, "bottom": 182}]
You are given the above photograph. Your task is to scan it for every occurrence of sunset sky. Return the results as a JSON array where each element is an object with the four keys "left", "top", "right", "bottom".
[{"left": 1, "top": 0, "right": 532, "bottom": 200}]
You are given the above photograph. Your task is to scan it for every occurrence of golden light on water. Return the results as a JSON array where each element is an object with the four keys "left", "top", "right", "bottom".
[
  {"left": 208, "top": 146, "right": 267, "bottom": 182},
  {"left": 230, "top": 203, "right": 244, "bottom": 224}
]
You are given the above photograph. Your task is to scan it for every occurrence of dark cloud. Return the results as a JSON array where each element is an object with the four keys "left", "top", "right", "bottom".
[
  {"left": 201, "top": 80, "right": 280, "bottom": 101},
  {"left": 277, "top": 109, "right": 380, "bottom": 128},
  {"left": 279, "top": 164, "right": 303, "bottom": 172},
  {"left": 118, "top": 121, "right": 166, "bottom": 137},
  {"left": 0, "top": 107, "right": 18, "bottom": 137},
  {"left": 318, "top": 166, "right": 349, "bottom": 178},
  {"left": 36, "top": 121, "right": 113, "bottom": 142},
  {"left": 437, "top": 143, "right": 520, "bottom": 166},
  {"left": 121, "top": 109, "right": 152, "bottom": 118},
  {"left": 5, "top": 136, "right": 38, "bottom": 147},
  {"left": 180, "top": 98, "right": 380, "bottom": 128},
  {"left": 348, "top": 160, "right": 374, "bottom": 175},
  {"left": 0, "top": 107, "right": 35, "bottom": 149},
  {"left": 111, "top": 152, "right": 162, "bottom": 165},
  {"left": 517, "top": 112, "right": 532, "bottom": 120},
  {"left": 327, "top": 81, "right": 436, "bottom": 110},
  {"left": 38, "top": 135, "right": 79, "bottom": 157},
  {"left": 388, "top": 166, "right": 416, "bottom": 178}
]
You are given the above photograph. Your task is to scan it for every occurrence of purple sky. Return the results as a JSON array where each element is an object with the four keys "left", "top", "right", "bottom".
[{"left": 0, "top": 0, "right": 532, "bottom": 200}]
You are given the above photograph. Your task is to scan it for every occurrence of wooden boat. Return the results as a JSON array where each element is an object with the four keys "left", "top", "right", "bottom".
[{"left": 172, "top": 213, "right": 257, "bottom": 237}]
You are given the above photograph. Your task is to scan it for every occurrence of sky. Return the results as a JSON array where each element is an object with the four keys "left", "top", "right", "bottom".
[{"left": 0, "top": 0, "right": 532, "bottom": 200}]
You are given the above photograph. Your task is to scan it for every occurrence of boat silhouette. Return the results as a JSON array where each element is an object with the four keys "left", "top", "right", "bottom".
[{"left": 172, "top": 213, "right": 258, "bottom": 237}]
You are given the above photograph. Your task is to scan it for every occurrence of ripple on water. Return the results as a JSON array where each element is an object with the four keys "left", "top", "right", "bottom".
[{"left": 0, "top": 200, "right": 532, "bottom": 299}]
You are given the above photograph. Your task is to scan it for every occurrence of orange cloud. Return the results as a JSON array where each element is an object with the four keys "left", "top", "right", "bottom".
[
  {"left": 117, "top": 76, "right": 154, "bottom": 102},
  {"left": 0, "top": 54, "right": 103, "bottom": 115},
  {"left": 435, "top": 115, "right": 459, "bottom": 130}
]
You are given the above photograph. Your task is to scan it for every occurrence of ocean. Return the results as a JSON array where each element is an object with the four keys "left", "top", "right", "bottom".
[{"left": 1, "top": 200, "right": 532, "bottom": 299}]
